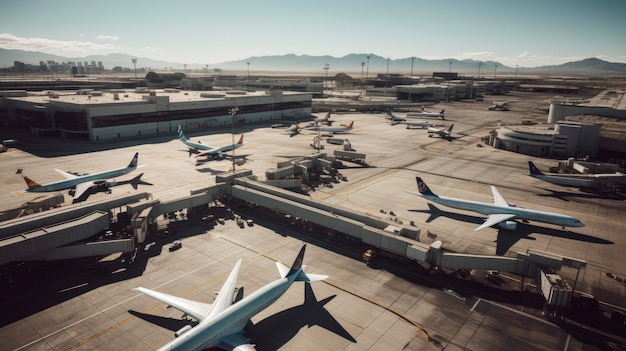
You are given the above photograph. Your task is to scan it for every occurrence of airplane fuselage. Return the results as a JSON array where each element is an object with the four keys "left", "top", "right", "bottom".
[
  {"left": 26, "top": 166, "right": 135, "bottom": 193},
  {"left": 531, "top": 174, "right": 596, "bottom": 188},
  {"left": 159, "top": 276, "right": 296, "bottom": 351},
  {"left": 423, "top": 194, "right": 585, "bottom": 228}
]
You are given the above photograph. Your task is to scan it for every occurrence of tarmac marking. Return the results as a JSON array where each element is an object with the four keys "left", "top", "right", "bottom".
[
  {"left": 322, "top": 279, "right": 431, "bottom": 342},
  {"left": 470, "top": 298, "right": 481, "bottom": 312}
]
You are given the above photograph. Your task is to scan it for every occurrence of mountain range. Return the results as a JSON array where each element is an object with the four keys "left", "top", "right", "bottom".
[{"left": 1, "top": 48, "right": 625, "bottom": 76}]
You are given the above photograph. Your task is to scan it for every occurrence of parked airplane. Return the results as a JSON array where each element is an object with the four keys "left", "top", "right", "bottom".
[
  {"left": 303, "top": 121, "right": 354, "bottom": 134},
  {"left": 528, "top": 161, "right": 624, "bottom": 192},
  {"left": 427, "top": 124, "right": 454, "bottom": 138},
  {"left": 22, "top": 153, "right": 140, "bottom": 200},
  {"left": 488, "top": 101, "right": 509, "bottom": 111},
  {"left": 178, "top": 125, "right": 244, "bottom": 160},
  {"left": 386, "top": 111, "right": 434, "bottom": 128},
  {"left": 315, "top": 111, "right": 333, "bottom": 125},
  {"left": 134, "top": 244, "right": 327, "bottom": 351},
  {"left": 406, "top": 109, "right": 445, "bottom": 119},
  {"left": 410, "top": 177, "right": 585, "bottom": 231},
  {"left": 71, "top": 173, "right": 150, "bottom": 203}
]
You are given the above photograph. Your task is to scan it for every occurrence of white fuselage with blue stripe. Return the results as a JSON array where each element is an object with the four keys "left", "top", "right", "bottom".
[{"left": 158, "top": 275, "right": 296, "bottom": 351}]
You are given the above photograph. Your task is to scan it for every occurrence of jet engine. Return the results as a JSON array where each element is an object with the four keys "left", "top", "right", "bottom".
[
  {"left": 498, "top": 220, "right": 517, "bottom": 231},
  {"left": 175, "top": 325, "right": 193, "bottom": 338}
]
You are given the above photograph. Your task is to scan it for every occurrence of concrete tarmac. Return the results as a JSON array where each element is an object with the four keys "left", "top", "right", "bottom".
[{"left": 1, "top": 91, "right": 623, "bottom": 350}]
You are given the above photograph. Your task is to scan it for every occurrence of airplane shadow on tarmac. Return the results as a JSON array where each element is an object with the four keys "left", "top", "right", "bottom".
[
  {"left": 534, "top": 186, "right": 626, "bottom": 202},
  {"left": 249, "top": 282, "right": 356, "bottom": 350},
  {"left": 409, "top": 203, "right": 613, "bottom": 256}
]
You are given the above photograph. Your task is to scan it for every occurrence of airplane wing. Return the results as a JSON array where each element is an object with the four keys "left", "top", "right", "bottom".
[
  {"left": 55, "top": 169, "right": 79, "bottom": 179},
  {"left": 206, "top": 259, "right": 242, "bottom": 319},
  {"left": 218, "top": 332, "right": 256, "bottom": 351},
  {"left": 475, "top": 213, "right": 517, "bottom": 231},
  {"left": 195, "top": 147, "right": 220, "bottom": 158},
  {"left": 490, "top": 186, "right": 510, "bottom": 207},
  {"left": 134, "top": 287, "right": 212, "bottom": 321},
  {"left": 73, "top": 181, "right": 96, "bottom": 199}
]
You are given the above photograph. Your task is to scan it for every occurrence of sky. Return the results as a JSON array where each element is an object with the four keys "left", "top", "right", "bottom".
[{"left": 1, "top": 0, "right": 625, "bottom": 68}]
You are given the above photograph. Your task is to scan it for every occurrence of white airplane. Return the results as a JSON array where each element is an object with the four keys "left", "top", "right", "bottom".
[
  {"left": 406, "top": 108, "right": 445, "bottom": 119},
  {"left": 134, "top": 244, "right": 327, "bottom": 351},
  {"left": 427, "top": 124, "right": 454, "bottom": 138},
  {"left": 488, "top": 101, "right": 509, "bottom": 111},
  {"left": 315, "top": 111, "right": 333, "bottom": 125},
  {"left": 386, "top": 112, "right": 434, "bottom": 129},
  {"left": 178, "top": 125, "right": 244, "bottom": 160},
  {"left": 529, "top": 161, "right": 623, "bottom": 191},
  {"left": 303, "top": 121, "right": 354, "bottom": 134},
  {"left": 22, "top": 152, "right": 140, "bottom": 200},
  {"left": 410, "top": 177, "right": 585, "bottom": 231}
]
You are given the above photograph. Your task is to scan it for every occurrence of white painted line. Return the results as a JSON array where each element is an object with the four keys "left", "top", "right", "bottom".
[{"left": 470, "top": 298, "right": 481, "bottom": 312}]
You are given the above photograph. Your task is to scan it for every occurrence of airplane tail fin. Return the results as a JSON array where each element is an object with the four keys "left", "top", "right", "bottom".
[
  {"left": 23, "top": 176, "right": 41, "bottom": 190},
  {"left": 178, "top": 125, "right": 188, "bottom": 141},
  {"left": 237, "top": 134, "right": 244, "bottom": 144},
  {"left": 440, "top": 109, "right": 445, "bottom": 119},
  {"left": 276, "top": 245, "right": 328, "bottom": 282},
  {"left": 346, "top": 121, "right": 354, "bottom": 128},
  {"left": 528, "top": 161, "right": 544, "bottom": 176},
  {"left": 127, "top": 152, "right": 139, "bottom": 168},
  {"left": 416, "top": 177, "right": 438, "bottom": 197},
  {"left": 447, "top": 124, "right": 454, "bottom": 133}
]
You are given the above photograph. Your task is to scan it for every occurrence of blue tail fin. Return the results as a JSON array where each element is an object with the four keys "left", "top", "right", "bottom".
[
  {"left": 127, "top": 153, "right": 139, "bottom": 168},
  {"left": 287, "top": 245, "right": 306, "bottom": 277},
  {"left": 528, "top": 161, "right": 544, "bottom": 176},
  {"left": 416, "top": 177, "right": 437, "bottom": 197},
  {"left": 177, "top": 125, "right": 187, "bottom": 141}
]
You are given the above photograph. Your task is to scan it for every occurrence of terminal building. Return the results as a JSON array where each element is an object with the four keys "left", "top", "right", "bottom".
[
  {"left": 487, "top": 90, "right": 626, "bottom": 163},
  {"left": 3, "top": 88, "right": 313, "bottom": 141}
]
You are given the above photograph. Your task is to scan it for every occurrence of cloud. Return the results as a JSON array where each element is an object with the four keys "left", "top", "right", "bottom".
[
  {"left": 141, "top": 46, "right": 162, "bottom": 52},
  {"left": 97, "top": 34, "right": 119, "bottom": 40},
  {"left": 458, "top": 51, "right": 496, "bottom": 60},
  {"left": 0, "top": 33, "right": 122, "bottom": 56}
]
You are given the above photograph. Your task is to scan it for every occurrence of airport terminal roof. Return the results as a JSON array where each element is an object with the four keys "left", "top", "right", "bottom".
[{"left": 6, "top": 88, "right": 305, "bottom": 106}]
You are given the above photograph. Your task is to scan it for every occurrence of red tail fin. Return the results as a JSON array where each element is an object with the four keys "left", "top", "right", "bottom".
[
  {"left": 23, "top": 176, "right": 41, "bottom": 190},
  {"left": 237, "top": 134, "right": 244, "bottom": 144}
]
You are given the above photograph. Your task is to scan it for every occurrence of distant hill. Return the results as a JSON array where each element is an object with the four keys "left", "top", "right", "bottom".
[
  {"left": 1, "top": 48, "right": 625, "bottom": 76},
  {"left": 528, "top": 57, "right": 626, "bottom": 75}
]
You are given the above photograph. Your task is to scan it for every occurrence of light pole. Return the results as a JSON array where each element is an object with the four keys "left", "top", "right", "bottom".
[
  {"left": 478, "top": 62, "right": 482, "bottom": 80},
  {"left": 360, "top": 61, "right": 365, "bottom": 100},
  {"left": 515, "top": 64, "right": 519, "bottom": 82},
  {"left": 131, "top": 58, "right": 137, "bottom": 82},
  {"left": 229, "top": 107, "right": 238, "bottom": 172},
  {"left": 246, "top": 61, "right": 250, "bottom": 79},
  {"left": 409, "top": 57, "right": 415, "bottom": 102},
  {"left": 385, "top": 57, "right": 390, "bottom": 94},
  {"left": 366, "top": 55, "right": 371, "bottom": 79},
  {"left": 494, "top": 64, "right": 498, "bottom": 79},
  {"left": 323, "top": 63, "right": 329, "bottom": 96}
]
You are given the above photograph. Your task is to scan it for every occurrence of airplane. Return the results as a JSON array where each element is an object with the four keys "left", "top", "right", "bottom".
[
  {"left": 386, "top": 112, "right": 434, "bottom": 129},
  {"left": 22, "top": 152, "right": 140, "bottom": 200},
  {"left": 177, "top": 125, "right": 244, "bottom": 160},
  {"left": 488, "top": 101, "right": 509, "bottom": 111},
  {"left": 315, "top": 111, "right": 333, "bottom": 125},
  {"left": 528, "top": 161, "right": 623, "bottom": 192},
  {"left": 71, "top": 173, "right": 150, "bottom": 203},
  {"left": 409, "top": 177, "right": 585, "bottom": 231},
  {"left": 303, "top": 121, "right": 354, "bottom": 134},
  {"left": 134, "top": 244, "right": 327, "bottom": 351},
  {"left": 427, "top": 124, "right": 454, "bottom": 138},
  {"left": 406, "top": 108, "right": 445, "bottom": 119}
]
